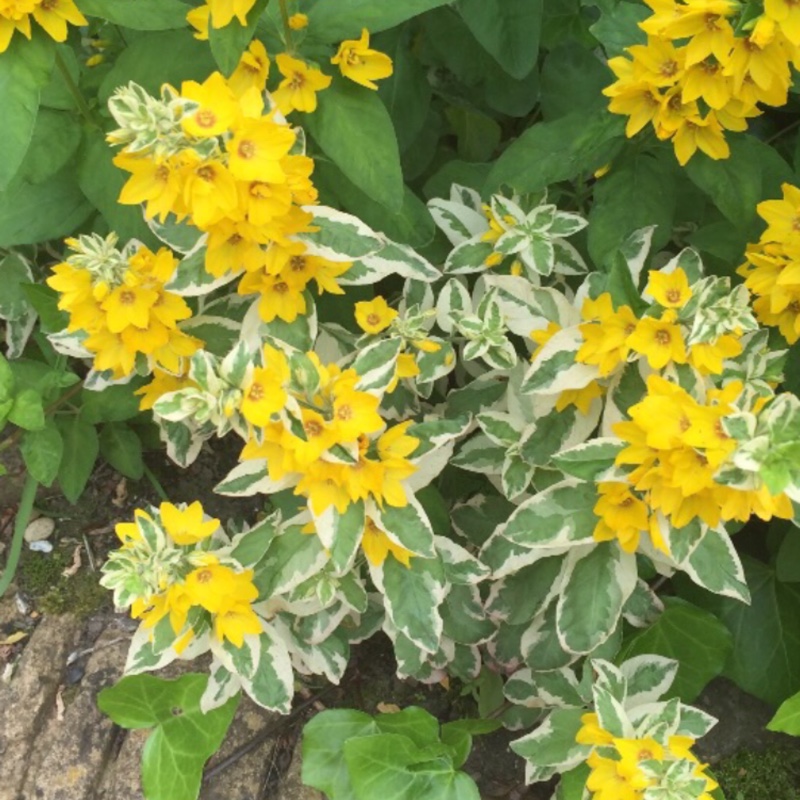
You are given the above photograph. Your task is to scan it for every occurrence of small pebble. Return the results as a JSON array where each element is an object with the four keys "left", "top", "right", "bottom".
[
  {"left": 28, "top": 540, "right": 53, "bottom": 553},
  {"left": 23, "top": 517, "right": 55, "bottom": 543}
]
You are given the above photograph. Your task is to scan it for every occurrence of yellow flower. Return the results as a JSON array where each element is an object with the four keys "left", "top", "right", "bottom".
[
  {"left": 115, "top": 508, "right": 153, "bottom": 547},
  {"left": 135, "top": 370, "right": 196, "bottom": 411},
  {"left": 646, "top": 267, "right": 692, "bottom": 308},
  {"left": 160, "top": 501, "right": 220, "bottom": 545},
  {"left": 766, "top": 0, "right": 800, "bottom": 44},
  {"left": 757, "top": 183, "right": 800, "bottom": 245},
  {"left": 295, "top": 461, "right": 352, "bottom": 515},
  {"left": 227, "top": 116, "right": 295, "bottom": 182},
  {"left": 186, "top": 3, "right": 210, "bottom": 40},
  {"left": 228, "top": 39, "right": 270, "bottom": 97},
  {"left": 586, "top": 751, "right": 647, "bottom": 800},
  {"left": 114, "top": 153, "right": 185, "bottom": 222},
  {"left": 576, "top": 712, "right": 614, "bottom": 747},
  {"left": 556, "top": 381, "right": 605, "bottom": 415},
  {"left": 240, "top": 350, "right": 290, "bottom": 426},
  {"left": 271, "top": 54, "right": 332, "bottom": 114},
  {"left": 628, "top": 314, "right": 688, "bottom": 369},
  {"left": 361, "top": 517, "right": 413, "bottom": 568},
  {"left": 181, "top": 72, "right": 240, "bottom": 138},
  {"left": 592, "top": 482, "right": 650, "bottom": 553},
  {"left": 239, "top": 269, "right": 308, "bottom": 322},
  {"left": 576, "top": 293, "right": 638, "bottom": 377},
  {"left": 100, "top": 282, "right": 159, "bottom": 333},
  {"left": 183, "top": 158, "right": 239, "bottom": 228},
  {"left": 332, "top": 383, "right": 384, "bottom": 442},
  {"left": 184, "top": 563, "right": 258, "bottom": 613},
  {"left": 213, "top": 600, "right": 262, "bottom": 647},
  {"left": 355, "top": 296, "right": 397, "bottom": 334},
  {"left": 31, "top": 0, "right": 87, "bottom": 44},
  {"left": 207, "top": 0, "right": 257, "bottom": 28},
  {"left": 672, "top": 111, "right": 730, "bottom": 166},
  {"left": 288, "top": 12, "right": 308, "bottom": 30},
  {"left": 688, "top": 333, "right": 743, "bottom": 374},
  {"left": 530, "top": 321, "right": 562, "bottom": 360},
  {"left": 331, "top": 28, "right": 394, "bottom": 90}
]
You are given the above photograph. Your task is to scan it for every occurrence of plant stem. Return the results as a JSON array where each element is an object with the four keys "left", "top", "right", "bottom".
[
  {"left": 278, "top": 0, "right": 295, "bottom": 53},
  {"left": 54, "top": 49, "right": 99, "bottom": 129},
  {"left": 0, "top": 473, "right": 38, "bottom": 597},
  {"left": 143, "top": 463, "right": 169, "bottom": 502}
]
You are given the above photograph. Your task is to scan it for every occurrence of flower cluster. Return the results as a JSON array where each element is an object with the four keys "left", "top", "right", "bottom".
[
  {"left": 577, "top": 713, "right": 718, "bottom": 800},
  {"left": 608, "top": 375, "right": 792, "bottom": 540},
  {"left": 605, "top": 0, "right": 800, "bottom": 164},
  {"left": 0, "top": 0, "right": 86, "bottom": 52},
  {"left": 235, "top": 346, "right": 421, "bottom": 564},
  {"left": 739, "top": 182, "right": 800, "bottom": 343},
  {"left": 46, "top": 234, "right": 200, "bottom": 378},
  {"left": 186, "top": 0, "right": 392, "bottom": 108},
  {"left": 107, "top": 54, "right": 355, "bottom": 326},
  {"left": 101, "top": 501, "right": 261, "bottom": 649}
]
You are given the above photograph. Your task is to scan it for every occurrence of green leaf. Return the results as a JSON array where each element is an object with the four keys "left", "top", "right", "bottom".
[
  {"left": 99, "top": 423, "right": 144, "bottom": 480},
  {"left": 302, "top": 709, "right": 378, "bottom": 797},
  {"left": 17, "top": 109, "right": 82, "bottom": 184},
  {"left": 304, "top": 77, "right": 403, "bottom": 211},
  {"left": 77, "top": 130, "right": 159, "bottom": 247},
  {"left": 684, "top": 136, "right": 793, "bottom": 234},
  {"left": 457, "top": 0, "right": 542, "bottom": 79},
  {"left": 590, "top": 2, "right": 648, "bottom": 57},
  {"left": 617, "top": 598, "right": 732, "bottom": 702},
  {"left": 0, "top": 31, "right": 55, "bottom": 190},
  {"left": 445, "top": 106, "right": 502, "bottom": 162},
  {"left": 499, "top": 481, "right": 598, "bottom": 549},
  {"left": 99, "top": 30, "right": 217, "bottom": 104},
  {"left": 21, "top": 284, "right": 69, "bottom": 333},
  {"left": 0, "top": 165, "right": 93, "bottom": 247},
  {"left": 98, "top": 673, "right": 239, "bottom": 800},
  {"left": 373, "top": 496, "right": 436, "bottom": 558},
  {"left": 767, "top": 689, "right": 800, "bottom": 735},
  {"left": 588, "top": 150, "right": 676, "bottom": 268},
  {"left": 556, "top": 763, "right": 591, "bottom": 800},
  {"left": 375, "top": 706, "right": 441, "bottom": 747},
  {"left": 553, "top": 438, "right": 624, "bottom": 482},
  {"left": 56, "top": 417, "right": 99, "bottom": 503},
  {"left": 539, "top": 42, "right": 611, "bottom": 120},
  {"left": 307, "top": 0, "right": 453, "bottom": 41},
  {"left": 344, "top": 733, "right": 479, "bottom": 800},
  {"left": 0, "top": 253, "right": 33, "bottom": 322},
  {"left": 316, "top": 161, "right": 435, "bottom": 248},
  {"left": 208, "top": 0, "right": 268, "bottom": 74},
  {"left": 376, "top": 27, "right": 432, "bottom": 154},
  {"left": 20, "top": 420, "right": 63, "bottom": 487},
  {"left": 78, "top": 0, "right": 189, "bottom": 28},
  {"left": 8, "top": 389, "right": 44, "bottom": 431},
  {"left": 80, "top": 383, "right": 143, "bottom": 424},
  {"left": 486, "top": 109, "right": 625, "bottom": 194},
  {"left": 382, "top": 556, "right": 445, "bottom": 654},
  {"left": 676, "top": 556, "right": 800, "bottom": 707},
  {"left": 557, "top": 543, "right": 634, "bottom": 654}
]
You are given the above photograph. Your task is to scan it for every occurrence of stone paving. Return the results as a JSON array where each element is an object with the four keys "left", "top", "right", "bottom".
[{"left": 0, "top": 603, "right": 320, "bottom": 800}]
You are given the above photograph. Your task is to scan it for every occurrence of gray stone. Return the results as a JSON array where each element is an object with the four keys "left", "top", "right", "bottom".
[
  {"left": 0, "top": 615, "right": 83, "bottom": 800},
  {"left": 18, "top": 621, "right": 130, "bottom": 800},
  {"left": 23, "top": 518, "right": 55, "bottom": 544}
]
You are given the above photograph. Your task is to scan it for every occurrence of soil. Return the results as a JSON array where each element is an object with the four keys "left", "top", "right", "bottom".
[{"left": 2, "top": 442, "right": 800, "bottom": 800}]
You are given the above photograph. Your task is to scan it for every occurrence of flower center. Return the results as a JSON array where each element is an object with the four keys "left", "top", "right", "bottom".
[
  {"left": 304, "top": 419, "right": 324, "bottom": 438},
  {"left": 119, "top": 290, "right": 136, "bottom": 306},
  {"left": 248, "top": 383, "right": 264, "bottom": 401},
  {"left": 195, "top": 569, "right": 213, "bottom": 583},
  {"left": 273, "top": 281, "right": 289, "bottom": 294},
  {"left": 238, "top": 140, "right": 256, "bottom": 160},
  {"left": 655, "top": 329, "right": 671, "bottom": 345},
  {"left": 289, "top": 72, "right": 305, "bottom": 90},
  {"left": 290, "top": 256, "right": 306, "bottom": 271},
  {"left": 337, "top": 404, "right": 353, "bottom": 422},
  {"left": 195, "top": 109, "right": 217, "bottom": 129},
  {"left": 366, "top": 313, "right": 381, "bottom": 326},
  {"left": 665, "top": 288, "right": 682, "bottom": 303}
]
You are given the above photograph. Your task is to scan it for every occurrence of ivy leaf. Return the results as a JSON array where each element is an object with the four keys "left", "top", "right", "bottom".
[
  {"left": 617, "top": 598, "right": 732, "bottom": 702},
  {"left": 98, "top": 673, "right": 239, "bottom": 800},
  {"left": 676, "top": 556, "right": 800, "bottom": 707}
]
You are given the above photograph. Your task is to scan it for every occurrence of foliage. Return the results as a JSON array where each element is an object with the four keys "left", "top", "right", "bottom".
[
  {"left": 1, "top": 2, "right": 800, "bottom": 800},
  {"left": 301, "top": 705, "right": 499, "bottom": 800}
]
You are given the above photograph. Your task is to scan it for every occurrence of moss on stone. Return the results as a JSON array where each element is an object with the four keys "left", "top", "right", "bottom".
[
  {"left": 18, "top": 549, "right": 109, "bottom": 618},
  {"left": 713, "top": 745, "right": 800, "bottom": 800}
]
